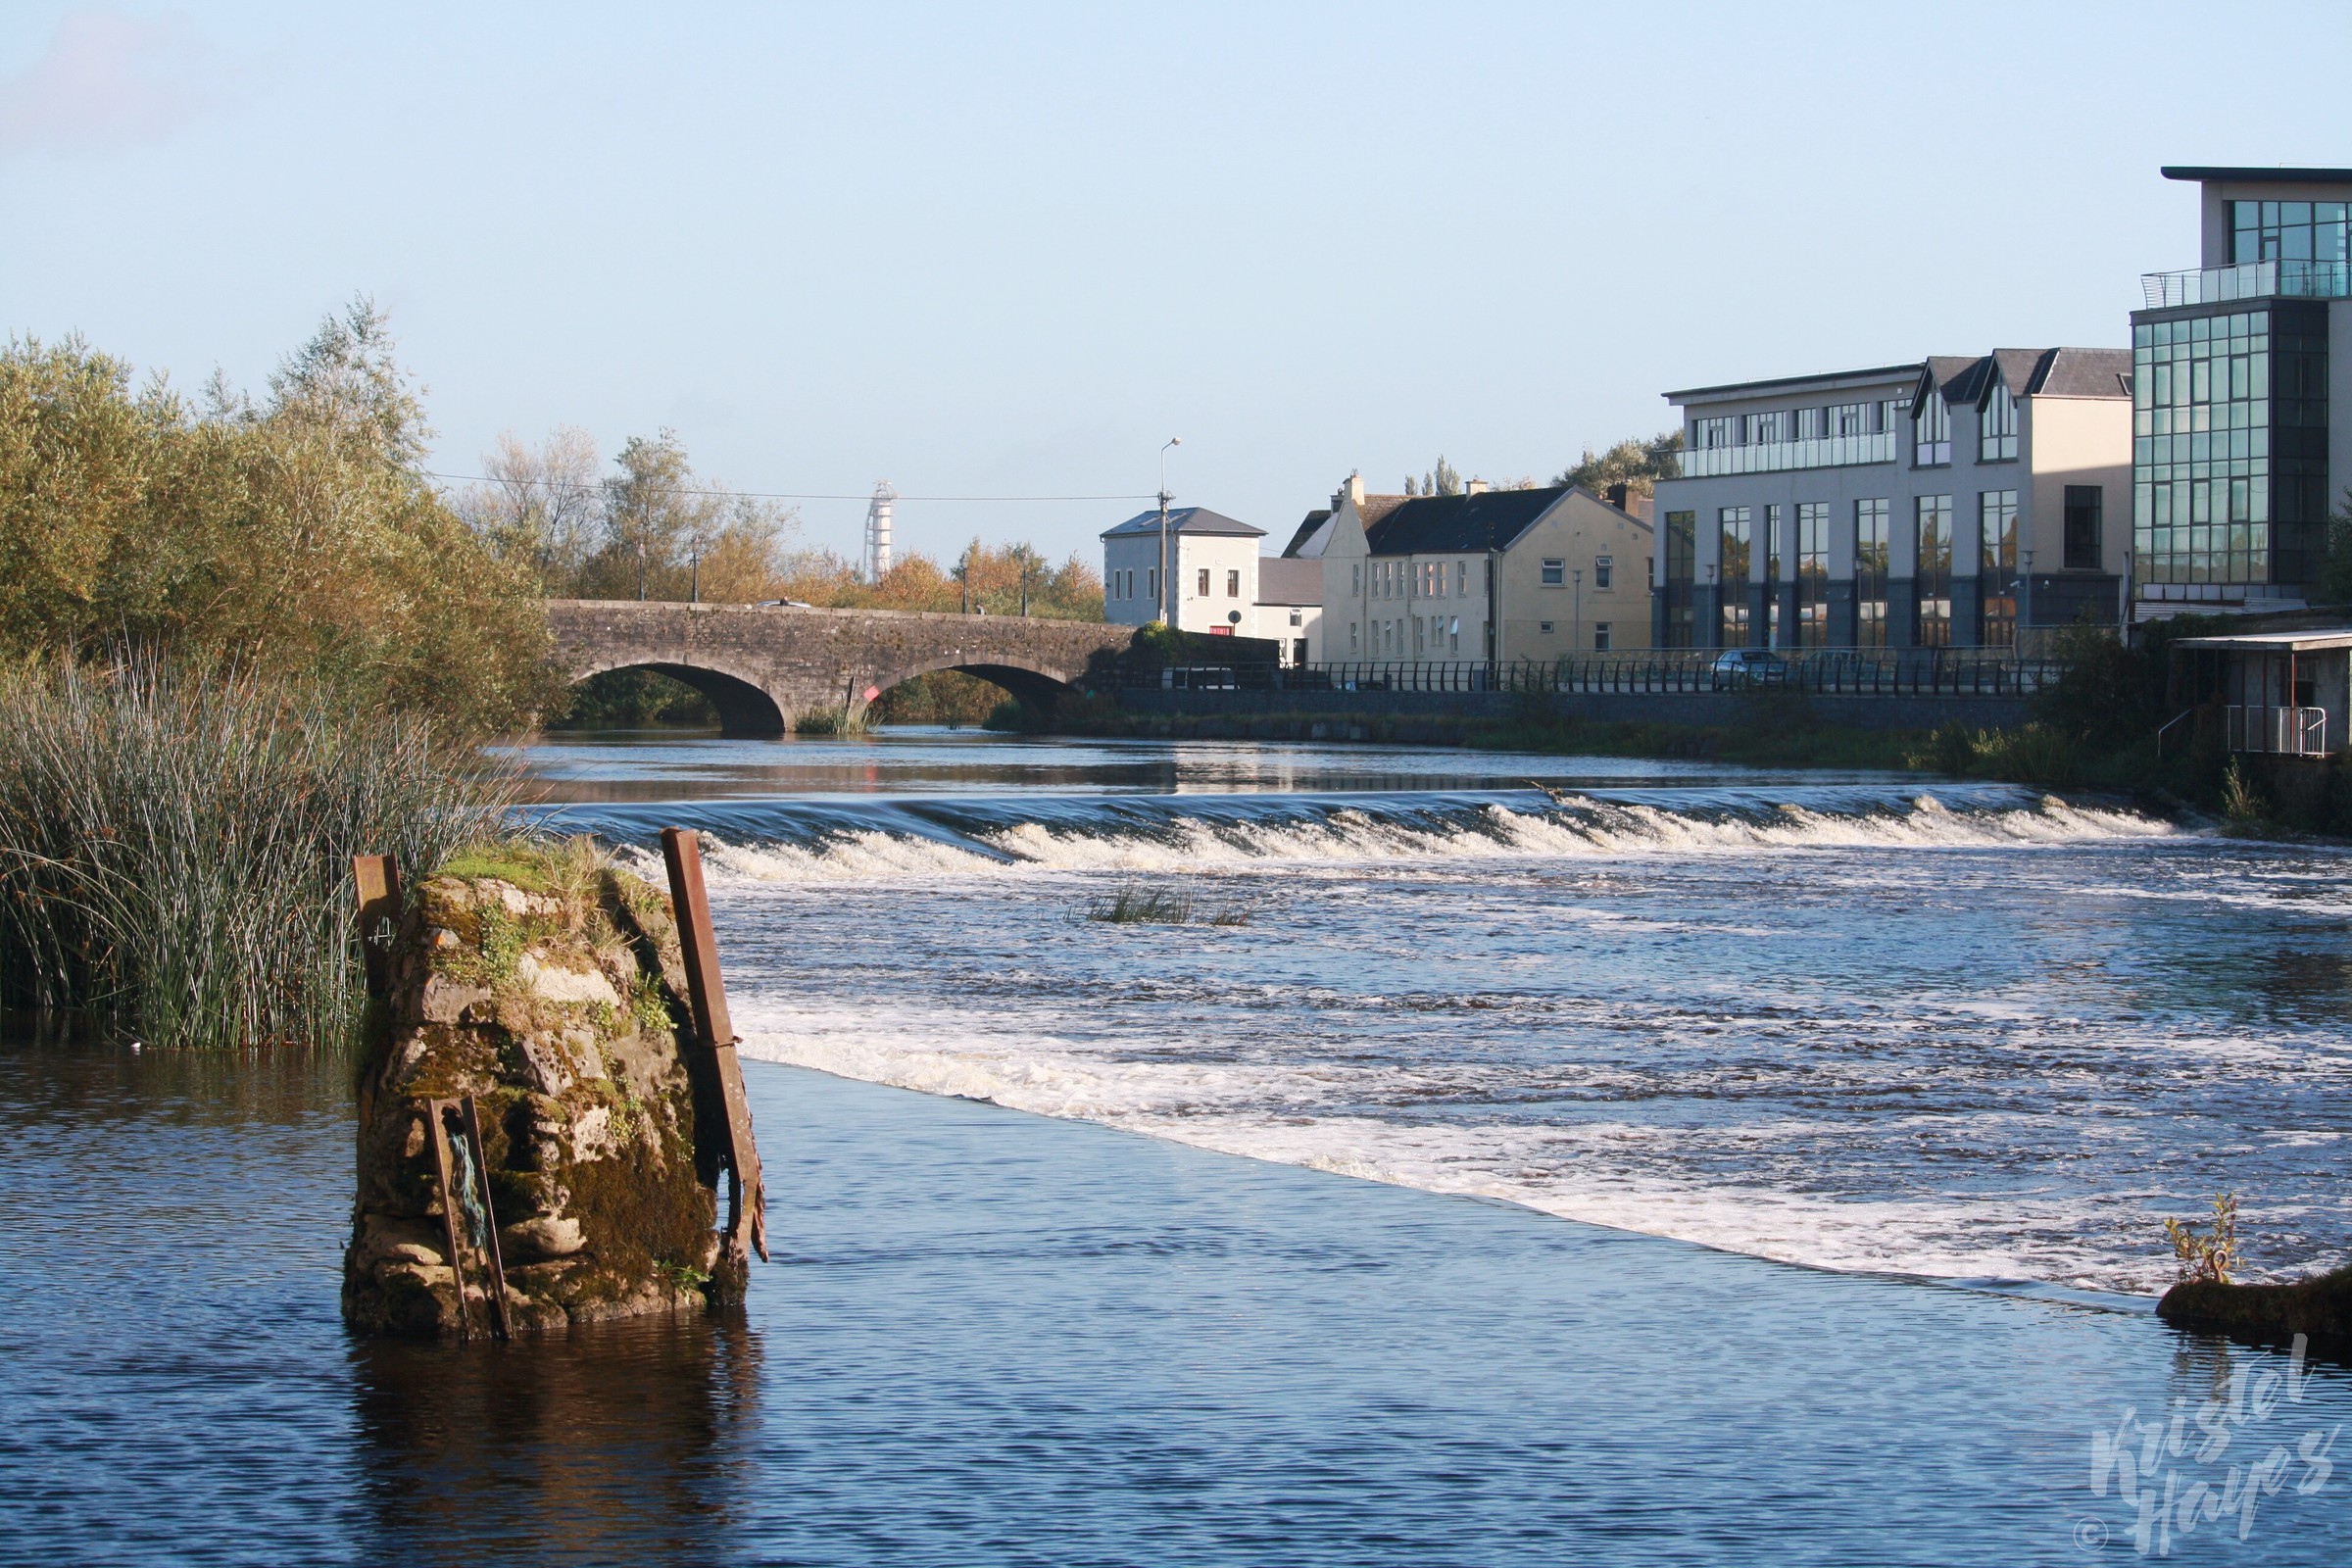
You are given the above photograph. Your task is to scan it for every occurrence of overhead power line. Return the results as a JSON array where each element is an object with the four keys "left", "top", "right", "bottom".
[{"left": 422, "top": 469, "right": 1154, "bottom": 504}]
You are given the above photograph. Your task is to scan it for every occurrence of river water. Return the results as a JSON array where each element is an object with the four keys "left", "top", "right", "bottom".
[
  {"left": 8, "top": 726, "right": 2352, "bottom": 1563},
  {"left": 537, "top": 728, "right": 2352, "bottom": 1298}
]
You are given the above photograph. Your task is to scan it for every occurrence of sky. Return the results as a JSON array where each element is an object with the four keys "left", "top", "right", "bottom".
[{"left": 4, "top": 1, "right": 2350, "bottom": 566}]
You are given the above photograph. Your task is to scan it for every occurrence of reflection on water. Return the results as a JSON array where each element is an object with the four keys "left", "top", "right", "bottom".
[
  {"left": 506, "top": 725, "right": 1866, "bottom": 805},
  {"left": 351, "top": 1317, "right": 761, "bottom": 1562}
]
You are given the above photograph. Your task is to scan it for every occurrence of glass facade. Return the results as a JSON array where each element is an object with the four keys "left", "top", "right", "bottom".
[
  {"left": 2132, "top": 303, "right": 2328, "bottom": 587},
  {"left": 1763, "top": 504, "right": 1784, "bottom": 646},
  {"left": 1915, "top": 495, "right": 1952, "bottom": 647},
  {"left": 1855, "top": 499, "right": 1889, "bottom": 648},
  {"left": 1662, "top": 510, "right": 1695, "bottom": 646},
  {"left": 1979, "top": 490, "right": 2018, "bottom": 647},
  {"left": 1795, "top": 502, "right": 1828, "bottom": 648},
  {"left": 1718, "top": 507, "right": 1750, "bottom": 645},
  {"left": 2231, "top": 200, "right": 2350, "bottom": 266}
]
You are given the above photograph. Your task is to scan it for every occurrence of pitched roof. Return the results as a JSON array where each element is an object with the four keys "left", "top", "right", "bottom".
[
  {"left": 1363, "top": 486, "right": 1566, "bottom": 557},
  {"left": 1282, "top": 508, "right": 1333, "bottom": 558},
  {"left": 1256, "top": 557, "right": 1322, "bottom": 605},
  {"left": 1919, "top": 348, "right": 2132, "bottom": 406},
  {"left": 1100, "top": 506, "right": 1265, "bottom": 540},
  {"left": 2028, "top": 347, "right": 2133, "bottom": 399}
]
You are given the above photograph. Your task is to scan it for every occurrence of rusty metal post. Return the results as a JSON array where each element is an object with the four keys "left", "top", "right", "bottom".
[
  {"left": 458, "top": 1096, "right": 513, "bottom": 1340},
  {"left": 353, "top": 855, "right": 405, "bottom": 1002},
  {"left": 660, "top": 827, "right": 769, "bottom": 1264},
  {"left": 424, "top": 1098, "right": 473, "bottom": 1343}
]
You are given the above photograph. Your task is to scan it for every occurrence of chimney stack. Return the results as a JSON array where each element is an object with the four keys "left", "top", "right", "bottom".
[
  {"left": 1465, "top": 478, "right": 1491, "bottom": 496},
  {"left": 1605, "top": 483, "right": 1655, "bottom": 522}
]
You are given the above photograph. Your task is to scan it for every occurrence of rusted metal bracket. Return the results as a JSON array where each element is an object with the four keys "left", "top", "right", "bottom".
[
  {"left": 660, "top": 827, "right": 769, "bottom": 1265},
  {"left": 352, "top": 855, "right": 405, "bottom": 1002},
  {"left": 425, "top": 1094, "right": 512, "bottom": 1341}
]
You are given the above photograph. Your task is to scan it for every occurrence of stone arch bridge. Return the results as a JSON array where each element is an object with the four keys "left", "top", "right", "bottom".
[{"left": 547, "top": 599, "right": 1139, "bottom": 735}]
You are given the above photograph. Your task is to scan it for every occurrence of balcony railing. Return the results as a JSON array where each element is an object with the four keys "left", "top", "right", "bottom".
[
  {"left": 2225, "top": 704, "right": 2328, "bottom": 757},
  {"left": 1672, "top": 431, "right": 1895, "bottom": 479},
  {"left": 2139, "top": 260, "right": 2352, "bottom": 310}
]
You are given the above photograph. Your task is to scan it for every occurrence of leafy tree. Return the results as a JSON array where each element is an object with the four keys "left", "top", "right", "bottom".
[
  {"left": 0, "top": 305, "right": 558, "bottom": 735},
  {"left": 2318, "top": 487, "right": 2352, "bottom": 607},
  {"left": 1554, "top": 429, "right": 1685, "bottom": 496}
]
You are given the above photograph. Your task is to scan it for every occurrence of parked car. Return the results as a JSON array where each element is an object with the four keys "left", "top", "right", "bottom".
[{"left": 1708, "top": 649, "right": 1789, "bottom": 690}]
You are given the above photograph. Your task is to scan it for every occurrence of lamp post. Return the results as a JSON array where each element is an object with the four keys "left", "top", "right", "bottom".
[
  {"left": 1157, "top": 437, "right": 1182, "bottom": 628},
  {"left": 1573, "top": 568, "right": 1583, "bottom": 661},
  {"left": 2017, "top": 548, "right": 2034, "bottom": 652}
]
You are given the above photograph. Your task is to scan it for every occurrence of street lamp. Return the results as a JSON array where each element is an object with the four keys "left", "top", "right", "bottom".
[{"left": 1157, "top": 437, "right": 1182, "bottom": 628}]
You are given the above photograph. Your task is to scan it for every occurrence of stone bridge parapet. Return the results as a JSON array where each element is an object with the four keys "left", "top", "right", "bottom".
[{"left": 546, "top": 599, "right": 1136, "bottom": 735}]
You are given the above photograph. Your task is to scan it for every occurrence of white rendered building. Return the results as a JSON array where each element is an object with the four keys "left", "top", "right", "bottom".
[{"left": 1101, "top": 507, "right": 1267, "bottom": 636}]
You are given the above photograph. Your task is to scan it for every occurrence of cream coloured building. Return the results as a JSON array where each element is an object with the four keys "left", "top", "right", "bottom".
[{"left": 1294, "top": 475, "right": 1655, "bottom": 662}]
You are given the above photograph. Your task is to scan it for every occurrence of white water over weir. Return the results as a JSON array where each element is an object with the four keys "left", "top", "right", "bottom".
[{"left": 536, "top": 757, "right": 2351, "bottom": 1300}]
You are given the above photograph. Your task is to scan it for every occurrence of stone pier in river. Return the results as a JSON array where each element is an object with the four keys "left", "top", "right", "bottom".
[{"left": 343, "top": 848, "right": 745, "bottom": 1336}]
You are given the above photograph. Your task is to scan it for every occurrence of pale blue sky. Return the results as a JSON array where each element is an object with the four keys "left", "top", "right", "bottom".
[{"left": 4, "top": 2, "right": 2347, "bottom": 564}]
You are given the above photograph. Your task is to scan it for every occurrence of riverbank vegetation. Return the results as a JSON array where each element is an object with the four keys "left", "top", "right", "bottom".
[
  {"left": 0, "top": 656, "right": 513, "bottom": 1050},
  {"left": 2, "top": 305, "right": 560, "bottom": 735}
]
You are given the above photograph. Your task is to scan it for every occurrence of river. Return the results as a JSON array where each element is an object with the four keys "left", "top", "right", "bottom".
[{"left": 536, "top": 727, "right": 2352, "bottom": 1298}]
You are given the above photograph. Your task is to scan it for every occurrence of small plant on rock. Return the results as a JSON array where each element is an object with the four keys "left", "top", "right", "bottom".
[{"left": 2165, "top": 1192, "right": 2239, "bottom": 1284}]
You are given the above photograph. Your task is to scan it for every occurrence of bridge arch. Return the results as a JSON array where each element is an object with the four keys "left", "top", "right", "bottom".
[
  {"left": 860, "top": 657, "right": 1079, "bottom": 721},
  {"left": 567, "top": 657, "right": 789, "bottom": 738}
]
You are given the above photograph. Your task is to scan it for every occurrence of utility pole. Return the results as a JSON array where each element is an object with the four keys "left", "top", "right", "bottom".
[{"left": 1158, "top": 436, "right": 1182, "bottom": 627}]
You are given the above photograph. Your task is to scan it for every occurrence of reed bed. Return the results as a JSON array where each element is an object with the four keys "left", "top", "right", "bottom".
[
  {"left": 793, "top": 706, "right": 870, "bottom": 737},
  {"left": 0, "top": 655, "right": 517, "bottom": 1050},
  {"left": 1085, "top": 880, "right": 1252, "bottom": 927}
]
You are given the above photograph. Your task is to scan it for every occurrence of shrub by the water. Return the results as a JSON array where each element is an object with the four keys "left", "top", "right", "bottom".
[{"left": 0, "top": 656, "right": 514, "bottom": 1050}]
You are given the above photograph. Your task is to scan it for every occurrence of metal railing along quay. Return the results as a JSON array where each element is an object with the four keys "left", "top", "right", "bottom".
[{"left": 1125, "top": 649, "right": 2065, "bottom": 700}]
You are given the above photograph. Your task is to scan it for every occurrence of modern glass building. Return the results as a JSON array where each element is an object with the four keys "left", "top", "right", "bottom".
[{"left": 2132, "top": 168, "right": 2351, "bottom": 615}]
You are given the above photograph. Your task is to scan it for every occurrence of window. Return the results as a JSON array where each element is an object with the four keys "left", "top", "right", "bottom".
[
  {"left": 1412, "top": 616, "right": 1425, "bottom": 655},
  {"left": 2230, "top": 200, "right": 2350, "bottom": 267},
  {"left": 2064, "top": 485, "right": 2102, "bottom": 571},
  {"left": 1914, "top": 386, "right": 1951, "bottom": 466},
  {"left": 1593, "top": 556, "right": 1613, "bottom": 590},
  {"left": 1979, "top": 490, "right": 2018, "bottom": 646},
  {"left": 1449, "top": 617, "right": 1461, "bottom": 654},
  {"left": 1832, "top": 402, "right": 1872, "bottom": 437},
  {"left": 1539, "top": 620, "right": 1554, "bottom": 634},
  {"left": 1456, "top": 561, "right": 1468, "bottom": 595},
  {"left": 1592, "top": 623, "right": 1611, "bottom": 651},
  {"left": 1541, "top": 559, "right": 1566, "bottom": 586},
  {"left": 1763, "top": 505, "right": 1784, "bottom": 646},
  {"left": 1718, "top": 507, "right": 1751, "bottom": 645},
  {"left": 1743, "top": 411, "right": 1785, "bottom": 445},
  {"left": 1855, "top": 499, "right": 1888, "bottom": 648},
  {"left": 1662, "top": 510, "right": 1696, "bottom": 648},
  {"left": 1915, "top": 496, "right": 1953, "bottom": 646},
  {"left": 1226, "top": 568, "right": 1241, "bottom": 598},
  {"left": 1146, "top": 568, "right": 1157, "bottom": 605},
  {"left": 1349, "top": 620, "right": 1358, "bottom": 651},
  {"left": 1795, "top": 502, "right": 1829, "bottom": 648},
  {"left": 1979, "top": 379, "right": 2017, "bottom": 462},
  {"left": 1794, "top": 407, "right": 1827, "bottom": 440},
  {"left": 1351, "top": 564, "right": 1362, "bottom": 595},
  {"left": 1289, "top": 608, "right": 1303, "bottom": 626},
  {"left": 1197, "top": 568, "right": 1210, "bottom": 597},
  {"left": 1692, "top": 415, "right": 1736, "bottom": 449}
]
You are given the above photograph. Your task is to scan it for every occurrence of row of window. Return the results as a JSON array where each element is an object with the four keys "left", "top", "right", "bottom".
[
  {"left": 1110, "top": 567, "right": 1246, "bottom": 602},
  {"left": 2230, "top": 199, "right": 2350, "bottom": 266},
  {"left": 1908, "top": 381, "right": 2015, "bottom": 467},
  {"left": 1690, "top": 400, "right": 1905, "bottom": 451},
  {"left": 1661, "top": 488, "right": 2101, "bottom": 647},
  {"left": 1344, "top": 617, "right": 1614, "bottom": 653},
  {"left": 1358, "top": 559, "right": 1488, "bottom": 600}
]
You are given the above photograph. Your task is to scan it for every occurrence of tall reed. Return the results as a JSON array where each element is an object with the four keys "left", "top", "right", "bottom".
[{"left": 0, "top": 655, "right": 516, "bottom": 1050}]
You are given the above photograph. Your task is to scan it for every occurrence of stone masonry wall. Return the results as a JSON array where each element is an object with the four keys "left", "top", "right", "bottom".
[{"left": 343, "top": 846, "right": 738, "bottom": 1337}]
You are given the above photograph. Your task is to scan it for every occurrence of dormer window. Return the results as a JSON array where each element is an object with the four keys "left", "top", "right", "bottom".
[
  {"left": 1913, "top": 385, "right": 1951, "bottom": 466},
  {"left": 1978, "top": 378, "right": 2017, "bottom": 462}
]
